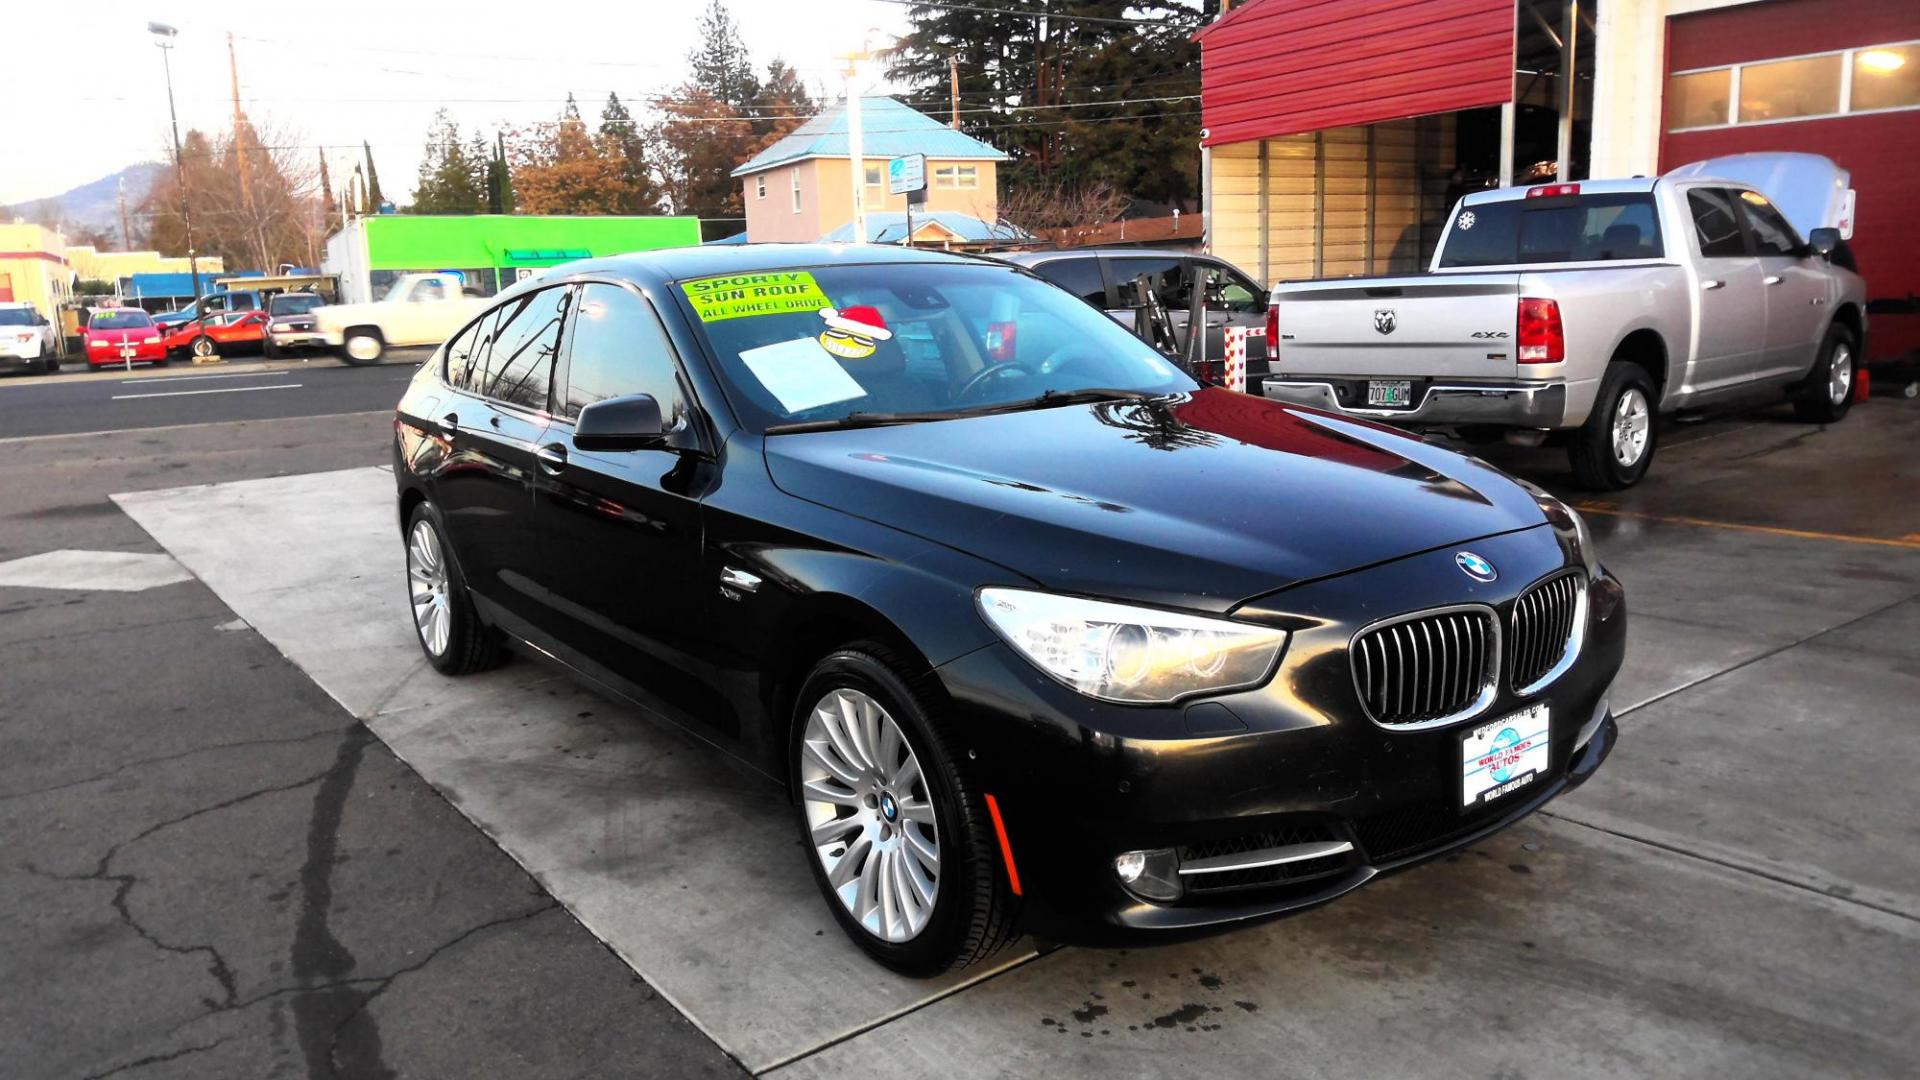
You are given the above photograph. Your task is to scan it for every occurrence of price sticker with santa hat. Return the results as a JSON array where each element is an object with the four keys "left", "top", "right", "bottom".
[{"left": 816, "top": 305, "right": 892, "bottom": 360}]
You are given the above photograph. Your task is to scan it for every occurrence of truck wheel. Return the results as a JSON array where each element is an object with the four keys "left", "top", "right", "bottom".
[
  {"left": 263, "top": 339, "right": 280, "bottom": 360},
  {"left": 341, "top": 328, "right": 385, "bottom": 366},
  {"left": 1792, "top": 324, "right": 1855, "bottom": 424},
  {"left": 1569, "top": 362, "right": 1658, "bottom": 491}
]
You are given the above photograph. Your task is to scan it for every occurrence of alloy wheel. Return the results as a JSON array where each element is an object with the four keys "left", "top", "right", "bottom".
[
  {"left": 407, "top": 519, "right": 451, "bottom": 657},
  {"left": 1829, "top": 344, "right": 1853, "bottom": 406},
  {"left": 1612, "top": 387, "right": 1650, "bottom": 467},
  {"left": 800, "top": 687, "right": 940, "bottom": 943},
  {"left": 191, "top": 336, "right": 213, "bottom": 357}
]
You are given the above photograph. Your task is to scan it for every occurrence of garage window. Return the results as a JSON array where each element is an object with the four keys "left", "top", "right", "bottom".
[
  {"left": 1852, "top": 45, "right": 1920, "bottom": 112},
  {"left": 1668, "top": 39, "right": 1920, "bottom": 131},
  {"left": 1738, "top": 54, "right": 1841, "bottom": 123},
  {"left": 1665, "top": 69, "right": 1731, "bottom": 130}
]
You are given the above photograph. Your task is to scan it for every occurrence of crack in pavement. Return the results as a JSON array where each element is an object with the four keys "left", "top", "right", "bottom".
[
  {"left": 23, "top": 763, "right": 338, "bottom": 1012},
  {"left": 79, "top": 1035, "right": 234, "bottom": 1080},
  {"left": 0, "top": 725, "right": 345, "bottom": 804}
]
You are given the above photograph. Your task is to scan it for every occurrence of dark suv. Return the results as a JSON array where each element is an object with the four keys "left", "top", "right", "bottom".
[{"left": 393, "top": 245, "right": 1624, "bottom": 976}]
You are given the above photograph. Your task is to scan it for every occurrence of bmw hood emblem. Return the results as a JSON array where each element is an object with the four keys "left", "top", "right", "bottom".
[{"left": 1455, "top": 551, "right": 1497, "bottom": 582}]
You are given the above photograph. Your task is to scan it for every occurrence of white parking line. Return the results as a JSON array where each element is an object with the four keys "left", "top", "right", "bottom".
[
  {"left": 112, "top": 383, "right": 303, "bottom": 400},
  {"left": 118, "top": 371, "right": 283, "bottom": 384}
]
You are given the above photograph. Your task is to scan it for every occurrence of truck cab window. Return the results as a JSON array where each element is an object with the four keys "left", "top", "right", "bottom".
[
  {"left": 413, "top": 280, "right": 446, "bottom": 303},
  {"left": 1687, "top": 189, "right": 1749, "bottom": 258},
  {"left": 1032, "top": 258, "right": 1108, "bottom": 308},
  {"left": 1736, "top": 190, "right": 1803, "bottom": 257}
]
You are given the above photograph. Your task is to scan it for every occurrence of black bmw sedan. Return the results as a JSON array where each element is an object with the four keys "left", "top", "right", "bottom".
[{"left": 392, "top": 245, "right": 1624, "bottom": 976}]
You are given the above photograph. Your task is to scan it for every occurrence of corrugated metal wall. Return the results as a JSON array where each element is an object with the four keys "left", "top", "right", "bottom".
[
  {"left": 1210, "top": 116, "right": 1457, "bottom": 285},
  {"left": 1196, "top": 0, "right": 1515, "bottom": 146}
]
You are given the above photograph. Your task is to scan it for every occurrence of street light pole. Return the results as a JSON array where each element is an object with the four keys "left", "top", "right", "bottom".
[{"left": 149, "top": 22, "right": 202, "bottom": 326}]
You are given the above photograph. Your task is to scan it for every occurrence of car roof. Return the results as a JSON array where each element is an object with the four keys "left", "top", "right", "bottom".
[
  {"left": 559, "top": 243, "right": 991, "bottom": 285},
  {"left": 1001, "top": 247, "right": 1203, "bottom": 264}
]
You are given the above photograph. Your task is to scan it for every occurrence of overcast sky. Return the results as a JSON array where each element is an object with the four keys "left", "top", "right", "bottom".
[{"left": 7, "top": 0, "right": 909, "bottom": 206}]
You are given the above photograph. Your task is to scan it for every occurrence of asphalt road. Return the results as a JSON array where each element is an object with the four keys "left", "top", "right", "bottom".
[
  {"left": 0, "top": 401, "right": 744, "bottom": 1076},
  {"left": 0, "top": 352, "right": 430, "bottom": 439}
]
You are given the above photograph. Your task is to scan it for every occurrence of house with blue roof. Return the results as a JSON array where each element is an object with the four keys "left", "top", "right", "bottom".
[{"left": 732, "top": 96, "right": 1009, "bottom": 245}]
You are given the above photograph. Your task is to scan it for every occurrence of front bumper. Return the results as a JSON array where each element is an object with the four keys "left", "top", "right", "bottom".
[
  {"left": 1264, "top": 377, "right": 1569, "bottom": 429},
  {"left": 85, "top": 343, "right": 165, "bottom": 365},
  {"left": 268, "top": 329, "right": 329, "bottom": 349},
  {"left": 937, "top": 527, "right": 1626, "bottom": 943}
]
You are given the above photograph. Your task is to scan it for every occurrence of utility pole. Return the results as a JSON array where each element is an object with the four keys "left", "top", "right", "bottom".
[
  {"left": 116, "top": 176, "right": 131, "bottom": 250},
  {"left": 949, "top": 55, "right": 960, "bottom": 128},
  {"left": 148, "top": 22, "right": 202, "bottom": 325},
  {"left": 228, "top": 32, "right": 253, "bottom": 205},
  {"left": 838, "top": 31, "right": 884, "bottom": 245}
]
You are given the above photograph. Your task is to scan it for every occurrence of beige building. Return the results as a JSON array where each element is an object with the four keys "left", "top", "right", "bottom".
[{"left": 733, "top": 97, "right": 1009, "bottom": 243}]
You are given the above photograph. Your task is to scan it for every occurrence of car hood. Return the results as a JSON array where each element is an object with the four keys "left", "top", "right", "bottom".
[{"left": 763, "top": 389, "right": 1549, "bottom": 611}]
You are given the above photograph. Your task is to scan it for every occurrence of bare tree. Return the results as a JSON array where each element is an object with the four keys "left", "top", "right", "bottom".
[{"left": 995, "top": 179, "right": 1129, "bottom": 236}]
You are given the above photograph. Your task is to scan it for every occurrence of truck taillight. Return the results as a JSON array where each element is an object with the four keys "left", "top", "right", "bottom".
[
  {"left": 1525, "top": 183, "right": 1580, "bottom": 199},
  {"left": 1516, "top": 298, "right": 1564, "bottom": 363},
  {"left": 1265, "top": 302, "right": 1278, "bottom": 353}
]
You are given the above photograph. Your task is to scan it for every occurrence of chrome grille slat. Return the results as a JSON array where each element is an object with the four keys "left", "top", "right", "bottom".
[
  {"left": 1351, "top": 607, "right": 1497, "bottom": 728},
  {"left": 1511, "top": 572, "right": 1584, "bottom": 692}
]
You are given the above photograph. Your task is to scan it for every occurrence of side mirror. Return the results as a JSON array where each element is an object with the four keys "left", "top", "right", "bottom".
[
  {"left": 1808, "top": 227, "right": 1840, "bottom": 258},
  {"left": 574, "top": 393, "right": 667, "bottom": 451}
]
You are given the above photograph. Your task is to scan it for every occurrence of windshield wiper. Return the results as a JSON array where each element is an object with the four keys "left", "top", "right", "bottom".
[
  {"left": 764, "top": 409, "right": 960, "bottom": 435},
  {"left": 975, "top": 387, "right": 1157, "bottom": 413}
]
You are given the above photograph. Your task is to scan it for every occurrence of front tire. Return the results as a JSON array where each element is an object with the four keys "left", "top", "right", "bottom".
[
  {"left": 1569, "top": 361, "right": 1658, "bottom": 491},
  {"left": 792, "top": 646, "right": 1019, "bottom": 976},
  {"left": 263, "top": 339, "right": 280, "bottom": 360},
  {"left": 1793, "top": 324, "right": 1855, "bottom": 424},
  {"left": 404, "top": 501, "right": 503, "bottom": 675}
]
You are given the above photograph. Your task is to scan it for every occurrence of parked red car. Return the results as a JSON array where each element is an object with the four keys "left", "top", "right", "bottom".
[
  {"left": 162, "top": 310, "right": 269, "bottom": 360},
  {"left": 84, "top": 309, "right": 166, "bottom": 368}
]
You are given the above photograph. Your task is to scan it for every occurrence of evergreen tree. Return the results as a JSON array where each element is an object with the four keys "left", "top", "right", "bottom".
[
  {"left": 488, "top": 133, "right": 515, "bottom": 215},
  {"left": 598, "top": 92, "right": 664, "bottom": 214},
  {"left": 411, "top": 108, "right": 485, "bottom": 213},
  {"left": 750, "top": 58, "right": 816, "bottom": 147},
  {"left": 689, "top": 0, "right": 760, "bottom": 110},
  {"left": 886, "top": 1, "right": 1211, "bottom": 207},
  {"left": 363, "top": 140, "right": 385, "bottom": 210},
  {"left": 318, "top": 151, "right": 337, "bottom": 227}
]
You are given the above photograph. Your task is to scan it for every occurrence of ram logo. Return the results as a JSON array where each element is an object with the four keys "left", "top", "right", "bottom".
[{"left": 1373, "top": 309, "right": 1396, "bottom": 335}]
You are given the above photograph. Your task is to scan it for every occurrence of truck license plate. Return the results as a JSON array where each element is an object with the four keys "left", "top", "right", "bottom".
[{"left": 1367, "top": 380, "right": 1413, "bottom": 407}]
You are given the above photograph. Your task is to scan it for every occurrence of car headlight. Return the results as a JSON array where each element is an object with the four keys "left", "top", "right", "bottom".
[
  {"left": 977, "top": 588, "right": 1288, "bottom": 704},
  {"left": 1522, "top": 487, "right": 1601, "bottom": 577}
]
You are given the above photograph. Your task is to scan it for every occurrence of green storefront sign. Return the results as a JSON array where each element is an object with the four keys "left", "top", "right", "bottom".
[{"left": 363, "top": 215, "right": 701, "bottom": 283}]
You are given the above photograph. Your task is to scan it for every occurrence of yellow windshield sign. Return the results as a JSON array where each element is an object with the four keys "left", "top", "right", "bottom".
[{"left": 681, "top": 272, "right": 831, "bottom": 322}]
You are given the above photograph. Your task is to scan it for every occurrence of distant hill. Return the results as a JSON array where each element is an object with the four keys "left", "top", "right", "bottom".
[{"left": 2, "top": 164, "right": 166, "bottom": 242}]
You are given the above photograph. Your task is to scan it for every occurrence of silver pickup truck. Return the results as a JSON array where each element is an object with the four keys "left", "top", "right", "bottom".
[{"left": 1262, "top": 175, "right": 1867, "bottom": 489}]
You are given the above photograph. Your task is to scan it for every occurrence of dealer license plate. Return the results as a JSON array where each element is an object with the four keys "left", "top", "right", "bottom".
[
  {"left": 1460, "top": 704, "right": 1549, "bottom": 809},
  {"left": 1366, "top": 380, "right": 1413, "bottom": 407}
]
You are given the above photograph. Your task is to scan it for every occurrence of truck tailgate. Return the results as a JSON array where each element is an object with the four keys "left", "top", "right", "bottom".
[{"left": 1272, "top": 275, "right": 1522, "bottom": 379}]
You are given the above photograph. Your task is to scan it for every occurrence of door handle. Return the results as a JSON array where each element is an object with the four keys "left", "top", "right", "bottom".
[
  {"left": 1763, "top": 275, "right": 1783, "bottom": 286},
  {"left": 439, "top": 412, "right": 459, "bottom": 435},
  {"left": 535, "top": 443, "right": 568, "bottom": 473},
  {"left": 1701, "top": 279, "right": 1724, "bottom": 290}
]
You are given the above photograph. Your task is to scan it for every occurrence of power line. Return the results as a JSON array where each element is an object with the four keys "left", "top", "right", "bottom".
[{"left": 864, "top": 0, "right": 1202, "bottom": 29}]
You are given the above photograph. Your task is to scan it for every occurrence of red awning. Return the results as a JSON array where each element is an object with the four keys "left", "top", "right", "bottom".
[{"left": 1196, "top": 0, "right": 1516, "bottom": 146}]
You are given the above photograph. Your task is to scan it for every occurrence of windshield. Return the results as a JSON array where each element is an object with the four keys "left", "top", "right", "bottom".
[
  {"left": 0, "top": 309, "right": 32, "bottom": 326},
  {"left": 1439, "top": 193, "right": 1664, "bottom": 267},
  {"left": 91, "top": 310, "right": 153, "bottom": 330},
  {"left": 683, "top": 263, "right": 1195, "bottom": 432},
  {"left": 271, "top": 294, "right": 324, "bottom": 315}
]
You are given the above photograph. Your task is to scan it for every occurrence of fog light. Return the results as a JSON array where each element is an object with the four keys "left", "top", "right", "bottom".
[{"left": 1113, "top": 848, "right": 1183, "bottom": 902}]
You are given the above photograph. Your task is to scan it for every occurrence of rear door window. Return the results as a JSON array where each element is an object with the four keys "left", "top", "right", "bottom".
[
  {"left": 1439, "top": 194, "right": 1665, "bottom": 266},
  {"left": 1030, "top": 258, "right": 1108, "bottom": 307},
  {"left": 1107, "top": 257, "right": 1190, "bottom": 311},
  {"left": 1687, "top": 189, "right": 1750, "bottom": 258},
  {"left": 478, "top": 286, "right": 571, "bottom": 412}
]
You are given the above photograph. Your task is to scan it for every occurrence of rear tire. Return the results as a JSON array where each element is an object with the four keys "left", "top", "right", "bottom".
[
  {"left": 403, "top": 501, "right": 504, "bottom": 676},
  {"left": 1793, "top": 324, "right": 1855, "bottom": 424},
  {"left": 341, "top": 328, "right": 385, "bottom": 366},
  {"left": 791, "top": 645, "right": 1019, "bottom": 976},
  {"left": 1569, "top": 361, "right": 1658, "bottom": 491},
  {"left": 189, "top": 335, "right": 217, "bottom": 360}
]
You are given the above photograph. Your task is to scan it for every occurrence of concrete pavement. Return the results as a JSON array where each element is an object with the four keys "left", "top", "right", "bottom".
[{"left": 103, "top": 398, "right": 1920, "bottom": 1077}]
